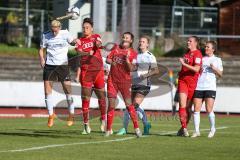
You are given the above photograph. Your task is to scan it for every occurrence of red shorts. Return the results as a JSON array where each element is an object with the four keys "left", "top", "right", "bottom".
[
  {"left": 107, "top": 78, "right": 131, "bottom": 99},
  {"left": 178, "top": 78, "right": 197, "bottom": 100},
  {"left": 80, "top": 69, "right": 105, "bottom": 89}
]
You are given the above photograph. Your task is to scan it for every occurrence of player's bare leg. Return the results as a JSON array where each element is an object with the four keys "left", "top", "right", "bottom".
[
  {"left": 44, "top": 80, "right": 56, "bottom": 127},
  {"left": 205, "top": 98, "right": 216, "bottom": 138},
  {"left": 81, "top": 87, "right": 92, "bottom": 134},
  {"left": 61, "top": 80, "right": 75, "bottom": 126},
  {"left": 94, "top": 87, "right": 107, "bottom": 132},
  {"left": 186, "top": 100, "right": 193, "bottom": 125}
]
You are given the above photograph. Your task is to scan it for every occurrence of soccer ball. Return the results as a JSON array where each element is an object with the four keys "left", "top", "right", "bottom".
[{"left": 67, "top": 6, "right": 80, "bottom": 20}]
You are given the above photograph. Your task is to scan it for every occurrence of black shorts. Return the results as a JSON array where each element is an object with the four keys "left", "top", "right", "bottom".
[
  {"left": 43, "top": 64, "right": 71, "bottom": 81},
  {"left": 193, "top": 90, "right": 216, "bottom": 99},
  {"left": 174, "top": 90, "right": 179, "bottom": 102},
  {"left": 132, "top": 85, "right": 150, "bottom": 96}
]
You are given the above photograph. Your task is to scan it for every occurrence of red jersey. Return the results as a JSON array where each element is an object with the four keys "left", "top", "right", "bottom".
[
  {"left": 107, "top": 46, "right": 137, "bottom": 83},
  {"left": 178, "top": 49, "right": 202, "bottom": 80},
  {"left": 75, "top": 34, "right": 103, "bottom": 70}
]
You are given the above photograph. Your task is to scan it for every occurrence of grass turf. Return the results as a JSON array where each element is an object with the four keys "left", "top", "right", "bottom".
[{"left": 0, "top": 114, "right": 239, "bottom": 160}]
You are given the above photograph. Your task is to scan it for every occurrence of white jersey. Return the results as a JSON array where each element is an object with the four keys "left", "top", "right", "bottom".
[
  {"left": 132, "top": 51, "right": 158, "bottom": 86},
  {"left": 196, "top": 55, "right": 223, "bottom": 91},
  {"left": 40, "top": 30, "right": 74, "bottom": 65}
]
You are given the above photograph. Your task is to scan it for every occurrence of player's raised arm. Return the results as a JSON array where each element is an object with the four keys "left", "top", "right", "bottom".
[
  {"left": 140, "top": 55, "right": 159, "bottom": 79},
  {"left": 210, "top": 60, "right": 223, "bottom": 78},
  {"left": 106, "top": 49, "right": 116, "bottom": 65},
  {"left": 179, "top": 56, "right": 201, "bottom": 73},
  {"left": 94, "top": 34, "right": 103, "bottom": 48},
  {"left": 125, "top": 49, "right": 136, "bottom": 72}
]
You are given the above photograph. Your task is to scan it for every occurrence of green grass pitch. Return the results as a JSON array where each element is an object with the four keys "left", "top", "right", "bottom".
[{"left": 0, "top": 114, "right": 239, "bottom": 160}]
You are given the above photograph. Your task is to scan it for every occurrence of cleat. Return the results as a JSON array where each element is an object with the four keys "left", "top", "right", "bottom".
[
  {"left": 116, "top": 128, "right": 127, "bottom": 135},
  {"left": 110, "top": 129, "right": 113, "bottom": 135},
  {"left": 183, "top": 128, "right": 189, "bottom": 137},
  {"left": 177, "top": 128, "right": 184, "bottom": 136},
  {"left": 100, "top": 120, "right": 106, "bottom": 132},
  {"left": 143, "top": 122, "right": 151, "bottom": 135},
  {"left": 105, "top": 129, "right": 113, "bottom": 137},
  {"left": 47, "top": 113, "right": 56, "bottom": 128},
  {"left": 191, "top": 132, "right": 201, "bottom": 138},
  {"left": 67, "top": 114, "right": 74, "bottom": 126},
  {"left": 82, "top": 123, "right": 91, "bottom": 135},
  {"left": 208, "top": 128, "right": 216, "bottom": 138},
  {"left": 135, "top": 128, "right": 142, "bottom": 138}
]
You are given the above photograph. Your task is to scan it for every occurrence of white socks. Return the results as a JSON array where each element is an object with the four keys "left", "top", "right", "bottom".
[
  {"left": 208, "top": 112, "right": 215, "bottom": 131},
  {"left": 66, "top": 94, "right": 75, "bottom": 114},
  {"left": 193, "top": 112, "right": 200, "bottom": 133},
  {"left": 193, "top": 111, "right": 215, "bottom": 133},
  {"left": 45, "top": 94, "right": 75, "bottom": 115},
  {"left": 45, "top": 94, "right": 54, "bottom": 115}
]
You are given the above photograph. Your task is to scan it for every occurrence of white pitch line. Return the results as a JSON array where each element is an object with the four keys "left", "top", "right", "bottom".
[
  {"left": 0, "top": 126, "right": 228, "bottom": 153},
  {"left": 0, "top": 137, "right": 135, "bottom": 153}
]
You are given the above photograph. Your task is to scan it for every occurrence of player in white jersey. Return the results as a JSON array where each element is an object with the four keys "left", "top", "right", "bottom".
[
  {"left": 117, "top": 35, "right": 159, "bottom": 135},
  {"left": 191, "top": 41, "right": 223, "bottom": 138},
  {"left": 39, "top": 20, "right": 76, "bottom": 127}
]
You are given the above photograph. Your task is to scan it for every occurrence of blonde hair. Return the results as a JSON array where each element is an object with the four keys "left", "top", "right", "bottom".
[{"left": 51, "top": 20, "right": 61, "bottom": 28}]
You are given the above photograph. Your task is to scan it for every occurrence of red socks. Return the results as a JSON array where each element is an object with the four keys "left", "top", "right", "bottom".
[
  {"left": 106, "top": 104, "right": 139, "bottom": 131},
  {"left": 127, "top": 105, "right": 139, "bottom": 129},
  {"left": 98, "top": 98, "right": 106, "bottom": 121},
  {"left": 82, "top": 99, "right": 90, "bottom": 124},
  {"left": 107, "top": 106, "right": 115, "bottom": 131},
  {"left": 179, "top": 107, "right": 187, "bottom": 128}
]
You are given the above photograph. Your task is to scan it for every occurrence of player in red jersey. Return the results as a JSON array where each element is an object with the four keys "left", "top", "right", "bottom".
[
  {"left": 75, "top": 18, "right": 106, "bottom": 134},
  {"left": 177, "top": 36, "right": 202, "bottom": 137},
  {"left": 105, "top": 32, "right": 142, "bottom": 137}
]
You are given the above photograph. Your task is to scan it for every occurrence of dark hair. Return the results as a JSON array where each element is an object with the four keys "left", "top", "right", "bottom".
[
  {"left": 206, "top": 40, "right": 217, "bottom": 53},
  {"left": 122, "top": 32, "right": 134, "bottom": 48},
  {"left": 83, "top": 18, "right": 93, "bottom": 26}
]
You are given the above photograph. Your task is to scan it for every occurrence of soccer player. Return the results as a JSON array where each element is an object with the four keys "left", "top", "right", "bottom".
[
  {"left": 177, "top": 36, "right": 202, "bottom": 137},
  {"left": 38, "top": 20, "right": 76, "bottom": 127},
  {"left": 116, "top": 35, "right": 159, "bottom": 135},
  {"left": 192, "top": 41, "right": 223, "bottom": 138},
  {"left": 75, "top": 18, "right": 106, "bottom": 134},
  {"left": 105, "top": 32, "right": 142, "bottom": 137}
]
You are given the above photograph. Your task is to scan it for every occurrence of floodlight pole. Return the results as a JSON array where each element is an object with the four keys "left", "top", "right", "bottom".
[
  {"left": 112, "top": 0, "right": 117, "bottom": 41},
  {"left": 25, "top": 0, "right": 30, "bottom": 48},
  {"left": 170, "top": 0, "right": 176, "bottom": 35}
]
